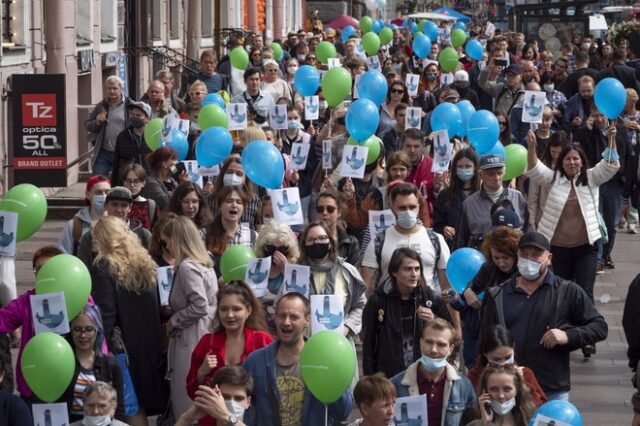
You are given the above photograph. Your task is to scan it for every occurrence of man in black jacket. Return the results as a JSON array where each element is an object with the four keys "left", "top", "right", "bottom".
[
  {"left": 111, "top": 101, "right": 152, "bottom": 186},
  {"left": 481, "top": 231, "right": 608, "bottom": 401},
  {"left": 623, "top": 274, "right": 640, "bottom": 426},
  {"left": 597, "top": 49, "right": 640, "bottom": 92}
]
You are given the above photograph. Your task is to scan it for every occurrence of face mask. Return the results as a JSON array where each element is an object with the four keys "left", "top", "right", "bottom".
[
  {"left": 396, "top": 210, "right": 418, "bottom": 229},
  {"left": 130, "top": 117, "right": 146, "bottom": 129},
  {"left": 491, "top": 353, "right": 515, "bottom": 366},
  {"left": 490, "top": 397, "right": 517, "bottom": 416},
  {"left": 288, "top": 119, "right": 304, "bottom": 130},
  {"left": 518, "top": 257, "right": 542, "bottom": 280},
  {"left": 287, "top": 66, "right": 299, "bottom": 75},
  {"left": 224, "top": 173, "right": 244, "bottom": 187},
  {"left": 224, "top": 399, "right": 246, "bottom": 421},
  {"left": 319, "top": 100, "right": 329, "bottom": 110},
  {"left": 456, "top": 168, "right": 475, "bottom": 181},
  {"left": 454, "top": 82, "right": 469, "bottom": 90},
  {"left": 581, "top": 43, "right": 591, "bottom": 50},
  {"left": 82, "top": 416, "right": 111, "bottom": 426},
  {"left": 420, "top": 354, "right": 449, "bottom": 372},
  {"left": 297, "top": 54, "right": 307, "bottom": 61},
  {"left": 306, "top": 242, "right": 330, "bottom": 260},
  {"left": 543, "top": 84, "right": 554, "bottom": 93},
  {"left": 92, "top": 194, "right": 107, "bottom": 214},
  {"left": 425, "top": 72, "right": 437, "bottom": 82},
  {"left": 261, "top": 59, "right": 269, "bottom": 66}
]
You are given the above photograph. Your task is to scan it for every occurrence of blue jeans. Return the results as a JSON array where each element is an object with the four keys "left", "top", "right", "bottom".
[
  {"left": 598, "top": 179, "right": 622, "bottom": 264},
  {"left": 545, "top": 390, "right": 569, "bottom": 401},
  {"left": 92, "top": 148, "right": 114, "bottom": 177}
]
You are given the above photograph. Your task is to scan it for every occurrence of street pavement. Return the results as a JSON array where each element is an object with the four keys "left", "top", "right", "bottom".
[{"left": 10, "top": 219, "right": 640, "bottom": 425}]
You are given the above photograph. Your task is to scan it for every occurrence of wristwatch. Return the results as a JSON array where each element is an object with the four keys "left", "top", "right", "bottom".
[{"left": 226, "top": 414, "right": 239, "bottom": 425}]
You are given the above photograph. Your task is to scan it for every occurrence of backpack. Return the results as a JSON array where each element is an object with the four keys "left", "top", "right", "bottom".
[{"left": 373, "top": 226, "right": 441, "bottom": 275}]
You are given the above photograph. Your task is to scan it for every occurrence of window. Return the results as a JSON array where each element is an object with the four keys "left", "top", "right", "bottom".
[
  {"left": 169, "top": 0, "right": 180, "bottom": 40},
  {"left": 101, "top": 0, "right": 117, "bottom": 45},
  {"left": 2, "top": 0, "right": 25, "bottom": 49},
  {"left": 202, "top": 0, "right": 213, "bottom": 39},
  {"left": 76, "top": 0, "right": 92, "bottom": 46},
  {"left": 150, "top": 0, "right": 161, "bottom": 41}
]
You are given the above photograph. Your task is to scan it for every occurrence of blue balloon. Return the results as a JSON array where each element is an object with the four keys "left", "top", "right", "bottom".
[
  {"left": 595, "top": 77, "right": 626, "bottom": 120},
  {"left": 412, "top": 33, "right": 432, "bottom": 59},
  {"left": 242, "top": 141, "right": 285, "bottom": 189},
  {"left": 452, "top": 21, "right": 467, "bottom": 32},
  {"left": 346, "top": 99, "right": 380, "bottom": 141},
  {"left": 484, "top": 141, "right": 506, "bottom": 159},
  {"left": 358, "top": 70, "right": 388, "bottom": 107},
  {"left": 409, "top": 21, "right": 418, "bottom": 34},
  {"left": 390, "top": 23, "right": 398, "bottom": 30},
  {"left": 202, "top": 93, "right": 226, "bottom": 109},
  {"left": 294, "top": 65, "right": 320, "bottom": 97},
  {"left": 467, "top": 110, "right": 500, "bottom": 153},
  {"left": 341, "top": 25, "right": 357, "bottom": 43},
  {"left": 465, "top": 39, "right": 485, "bottom": 61},
  {"left": 431, "top": 102, "right": 463, "bottom": 138},
  {"left": 529, "top": 401, "right": 583, "bottom": 426},
  {"left": 446, "top": 248, "right": 485, "bottom": 294},
  {"left": 195, "top": 126, "right": 233, "bottom": 167},
  {"left": 456, "top": 100, "right": 476, "bottom": 137},
  {"left": 163, "top": 129, "right": 189, "bottom": 161},
  {"left": 421, "top": 20, "right": 439, "bottom": 42},
  {"left": 401, "top": 19, "right": 409, "bottom": 28},
  {"left": 372, "top": 20, "right": 382, "bottom": 34}
]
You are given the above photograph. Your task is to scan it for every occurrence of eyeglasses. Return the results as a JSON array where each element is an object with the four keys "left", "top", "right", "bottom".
[
  {"left": 316, "top": 205, "right": 337, "bottom": 214},
  {"left": 391, "top": 89, "right": 405, "bottom": 94},
  {"left": 189, "top": 91, "right": 205, "bottom": 97},
  {"left": 264, "top": 244, "right": 289, "bottom": 256},
  {"left": 498, "top": 121, "right": 507, "bottom": 126},
  {"left": 71, "top": 326, "right": 98, "bottom": 336},
  {"left": 305, "top": 235, "right": 330, "bottom": 245},
  {"left": 124, "top": 179, "right": 143, "bottom": 185},
  {"left": 307, "top": 56, "right": 317, "bottom": 61}
]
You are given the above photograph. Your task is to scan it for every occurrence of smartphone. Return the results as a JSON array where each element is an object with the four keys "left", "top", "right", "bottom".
[
  {"left": 495, "top": 59, "right": 508, "bottom": 67},
  {"left": 170, "top": 162, "right": 186, "bottom": 176},
  {"left": 483, "top": 401, "right": 493, "bottom": 417}
]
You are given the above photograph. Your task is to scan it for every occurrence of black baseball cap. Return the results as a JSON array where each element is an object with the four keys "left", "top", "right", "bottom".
[
  {"left": 491, "top": 208, "right": 521, "bottom": 229},
  {"left": 518, "top": 231, "right": 550, "bottom": 251}
]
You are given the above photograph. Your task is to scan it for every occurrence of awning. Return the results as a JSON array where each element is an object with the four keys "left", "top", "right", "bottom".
[{"left": 432, "top": 6, "right": 472, "bottom": 23}]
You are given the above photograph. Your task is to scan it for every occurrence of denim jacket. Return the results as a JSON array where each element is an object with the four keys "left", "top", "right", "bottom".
[
  {"left": 390, "top": 361, "right": 476, "bottom": 426},
  {"left": 243, "top": 340, "right": 354, "bottom": 426}
]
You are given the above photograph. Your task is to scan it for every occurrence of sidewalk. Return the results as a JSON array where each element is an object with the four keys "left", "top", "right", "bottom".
[{"left": 11, "top": 220, "right": 639, "bottom": 425}]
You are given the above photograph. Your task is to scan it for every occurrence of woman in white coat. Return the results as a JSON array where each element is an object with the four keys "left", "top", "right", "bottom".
[
  {"left": 525, "top": 128, "right": 619, "bottom": 356},
  {"left": 159, "top": 215, "right": 218, "bottom": 417}
]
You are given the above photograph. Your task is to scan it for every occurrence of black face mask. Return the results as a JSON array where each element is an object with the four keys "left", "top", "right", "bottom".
[
  {"left": 130, "top": 117, "right": 146, "bottom": 129},
  {"left": 306, "top": 243, "right": 330, "bottom": 260}
]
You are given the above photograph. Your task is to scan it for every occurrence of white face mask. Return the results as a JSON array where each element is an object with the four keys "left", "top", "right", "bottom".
[
  {"left": 490, "top": 397, "right": 517, "bottom": 416},
  {"left": 287, "top": 66, "right": 299, "bottom": 75},
  {"left": 225, "top": 399, "right": 247, "bottom": 420},
  {"left": 395, "top": 210, "right": 418, "bottom": 229},
  {"left": 319, "top": 100, "right": 329, "bottom": 110},
  {"left": 224, "top": 173, "right": 244, "bottom": 187},
  {"left": 517, "top": 257, "right": 542, "bottom": 280},
  {"left": 92, "top": 194, "right": 107, "bottom": 214},
  {"left": 82, "top": 415, "right": 111, "bottom": 426}
]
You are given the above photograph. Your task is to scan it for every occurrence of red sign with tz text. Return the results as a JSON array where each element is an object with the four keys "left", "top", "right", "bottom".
[{"left": 21, "top": 94, "right": 57, "bottom": 126}]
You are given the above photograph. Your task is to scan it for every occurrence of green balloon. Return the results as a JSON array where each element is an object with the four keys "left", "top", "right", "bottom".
[
  {"left": 198, "top": 104, "right": 228, "bottom": 131},
  {"left": 144, "top": 117, "right": 164, "bottom": 150},
  {"left": 347, "top": 136, "right": 381, "bottom": 164},
  {"left": 0, "top": 184, "right": 47, "bottom": 242},
  {"left": 379, "top": 27, "right": 393, "bottom": 45},
  {"left": 230, "top": 47, "right": 249, "bottom": 70},
  {"left": 439, "top": 47, "right": 460, "bottom": 73},
  {"left": 451, "top": 29, "right": 467, "bottom": 48},
  {"left": 362, "top": 32, "right": 381, "bottom": 56},
  {"left": 360, "top": 16, "right": 373, "bottom": 34},
  {"left": 419, "top": 19, "right": 428, "bottom": 32},
  {"left": 504, "top": 144, "right": 528, "bottom": 181},
  {"left": 22, "top": 332, "right": 75, "bottom": 402},
  {"left": 270, "top": 42, "right": 283, "bottom": 61},
  {"left": 316, "top": 41, "right": 337, "bottom": 64},
  {"left": 300, "top": 331, "right": 356, "bottom": 404},
  {"left": 220, "top": 244, "right": 256, "bottom": 282},
  {"left": 36, "top": 254, "right": 91, "bottom": 320},
  {"left": 321, "top": 67, "right": 352, "bottom": 108}
]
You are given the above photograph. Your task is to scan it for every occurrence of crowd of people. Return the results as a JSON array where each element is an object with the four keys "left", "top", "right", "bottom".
[{"left": 2, "top": 11, "right": 640, "bottom": 426}]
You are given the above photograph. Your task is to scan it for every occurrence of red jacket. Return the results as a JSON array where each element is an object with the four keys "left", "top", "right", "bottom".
[
  {"left": 406, "top": 155, "right": 435, "bottom": 224},
  {"left": 186, "top": 327, "right": 273, "bottom": 426}
]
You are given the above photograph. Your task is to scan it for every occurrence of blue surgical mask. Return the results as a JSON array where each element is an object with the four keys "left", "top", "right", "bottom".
[
  {"left": 288, "top": 119, "right": 304, "bottom": 130},
  {"left": 224, "top": 173, "right": 244, "bottom": 187},
  {"left": 420, "top": 354, "right": 449, "bottom": 372},
  {"left": 490, "top": 397, "right": 516, "bottom": 416},
  {"left": 395, "top": 210, "right": 418, "bottom": 229},
  {"left": 91, "top": 194, "right": 107, "bottom": 214},
  {"left": 456, "top": 168, "right": 475, "bottom": 181}
]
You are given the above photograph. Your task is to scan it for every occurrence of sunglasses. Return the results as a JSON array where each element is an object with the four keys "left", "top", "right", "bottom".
[
  {"left": 189, "top": 91, "right": 204, "bottom": 97},
  {"left": 264, "top": 244, "right": 289, "bottom": 256},
  {"left": 498, "top": 121, "right": 507, "bottom": 126},
  {"left": 391, "top": 89, "right": 405, "bottom": 94},
  {"left": 307, "top": 57, "right": 317, "bottom": 61},
  {"left": 317, "top": 205, "right": 337, "bottom": 214}
]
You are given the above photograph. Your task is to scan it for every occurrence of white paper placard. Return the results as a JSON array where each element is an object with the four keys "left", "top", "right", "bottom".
[
  {"left": 405, "top": 107, "right": 422, "bottom": 130},
  {"left": 406, "top": 73, "right": 420, "bottom": 97},
  {"left": 227, "top": 103, "right": 248, "bottom": 130},
  {"left": 283, "top": 264, "right": 310, "bottom": 297},
  {"left": 271, "top": 188, "right": 304, "bottom": 226},
  {"left": 161, "top": 114, "right": 179, "bottom": 144},
  {"left": 245, "top": 257, "right": 271, "bottom": 297},
  {"left": 183, "top": 160, "right": 204, "bottom": 188},
  {"left": 199, "top": 164, "right": 221, "bottom": 178},
  {"left": 394, "top": 394, "right": 428, "bottom": 425},
  {"left": 0, "top": 211, "right": 18, "bottom": 257},
  {"left": 311, "top": 294, "right": 344, "bottom": 334},
  {"left": 353, "top": 74, "right": 361, "bottom": 99},
  {"left": 367, "top": 55, "right": 381, "bottom": 72},
  {"left": 30, "top": 292, "right": 70, "bottom": 335},
  {"left": 440, "top": 72, "right": 454, "bottom": 86},
  {"left": 33, "top": 403, "right": 70, "bottom": 426},
  {"left": 368, "top": 209, "right": 396, "bottom": 240},
  {"left": 522, "top": 90, "right": 546, "bottom": 123},
  {"left": 328, "top": 58, "right": 342, "bottom": 69},
  {"left": 304, "top": 96, "right": 320, "bottom": 121},
  {"left": 322, "top": 140, "right": 333, "bottom": 170},
  {"left": 339, "top": 145, "right": 368, "bottom": 179},
  {"left": 157, "top": 266, "right": 174, "bottom": 306},
  {"left": 431, "top": 129, "right": 453, "bottom": 173},
  {"left": 290, "top": 142, "right": 311, "bottom": 171},
  {"left": 532, "top": 414, "right": 571, "bottom": 426},
  {"left": 270, "top": 104, "right": 288, "bottom": 130},
  {"left": 355, "top": 39, "right": 367, "bottom": 60}
]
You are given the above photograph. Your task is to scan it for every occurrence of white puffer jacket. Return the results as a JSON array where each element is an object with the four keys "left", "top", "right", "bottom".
[{"left": 526, "top": 159, "right": 619, "bottom": 245}]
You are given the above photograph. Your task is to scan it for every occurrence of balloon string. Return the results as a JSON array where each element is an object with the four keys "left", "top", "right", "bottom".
[
  {"left": 328, "top": 108, "right": 334, "bottom": 139},
  {"left": 610, "top": 119, "right": 617, "bottom": 149},
  {"left": 325, "top": 404, "right": 328, "bottom": 426}
]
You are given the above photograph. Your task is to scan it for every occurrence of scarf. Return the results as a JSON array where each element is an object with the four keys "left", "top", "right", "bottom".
[{"left": 309, "top": 260, "right": 339, "bottom": 295}]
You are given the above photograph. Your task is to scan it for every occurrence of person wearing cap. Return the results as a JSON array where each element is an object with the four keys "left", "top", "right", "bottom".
[
  {"left": 77, "top": 186, "right": 152, "bottom": 268},
  {"left": 110, "top": 100, "right": 153, "bottom": 186},
  {"left": 261, "top": 59, "right": 292, "bottom": 105},
  {"left": 455, "top": 154, "right": 527, "bottom": 249},
  {"left": 478, "top": 60, "right": 525, "bottom": 116},
  {"left": 58, "top": 175, "right": 112, "bottom": 255},
  {"left": 480, "top": 231, "right": 608, "bottom": 401},
  {"left": 87, "top": 75, "right": 135, "bottom": 177},
  {"left": 451, "top": 70, "right": 479, "bottom": 108}
]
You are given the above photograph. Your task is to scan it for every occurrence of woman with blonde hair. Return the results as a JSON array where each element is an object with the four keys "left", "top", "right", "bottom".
[
  {"left": 160, "top": 215, "right": 218, "bottom": 417},
  {"left": 188, "top": 80, "right": 208, "bottom": 105},
  {"left": 239, "top": 125, "right": 266, "bottom": 147},
  {"left": 89, "top": 216, "right": 168, "bottom": 425}
]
